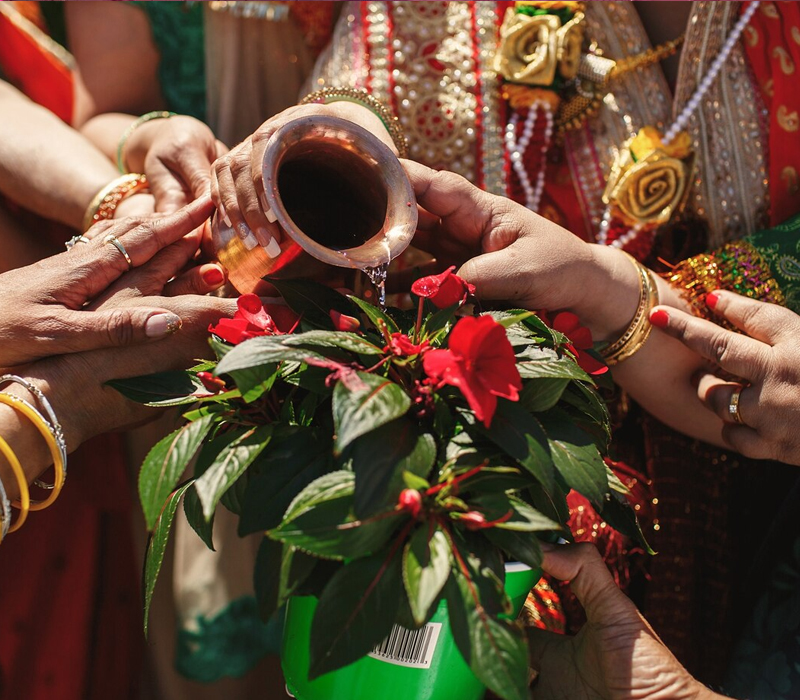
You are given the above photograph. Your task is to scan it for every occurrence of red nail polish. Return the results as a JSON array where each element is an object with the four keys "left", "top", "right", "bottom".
[
  {"left": 203, "top": 267, "right": 225, "bottom": 287},
  {"left": 706, "top": 291, "right": 720, "bottom": 309},
  {"left": 650, "top": 309, "right": 669, "bottom": 328}
]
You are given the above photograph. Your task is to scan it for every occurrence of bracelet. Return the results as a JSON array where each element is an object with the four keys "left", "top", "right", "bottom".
[
  {"left": 82, "top": 173, "right": 149, "bottom": 232},
  {"left": 0, "top": 449, "right": 11, "bottom": 541},
  {"left": 0, "top": 376, "right": 67, "bottom": 490},
  {"left": 117, "top": 110, "right": 176, "bottom": 173},
  {"left": 299, "top": 87, "right": 409, "bottom": 158},
  {"left": 600, "top": 252, "right": 659, "bottom": 366},
  {"left": 0, "top": 434, "right": 29, "bottom": 535},
  {"left": 0, "top": 394, "right": 65, "bottom": 511}
]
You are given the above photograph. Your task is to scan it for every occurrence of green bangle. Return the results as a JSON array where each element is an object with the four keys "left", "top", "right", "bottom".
[{"left": 116, "top": 110, "right": 176, "bottom": 173}]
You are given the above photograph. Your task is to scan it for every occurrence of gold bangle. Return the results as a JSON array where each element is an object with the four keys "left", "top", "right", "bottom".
[
  {"left": 82, "top": 173, "right": 149, "bottom": 232},
  {"left": 299, "top": 87, "right": 409, "bottom": 158},
  {"left": 117, "top": 110, "right": 176, "bottom": 173},
  {"left": 0, "top": 394, "right": 65, "bottom": 511},
  {"left": 0, "top": 434, "right": 29, "bottom": 535},
  {"left": 600, "top": 252, "right": 659, "bottom": 366}
]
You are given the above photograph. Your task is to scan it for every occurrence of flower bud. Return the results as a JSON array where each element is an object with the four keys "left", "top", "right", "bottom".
[
  {"left": 397, "top": 489, "right": 422, "bottom": 518},
  {"left": 197, "top": 371, "right": 226, "bottom": 394},
  {"left": 330, "top": 310, "right": 361, "bottom": 332},
  {"left": 459, "top": 511, "right": 487, "bottom": 531}
]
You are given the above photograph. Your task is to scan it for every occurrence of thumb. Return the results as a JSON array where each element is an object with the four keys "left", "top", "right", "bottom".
[
  {"left": 457, "top": 247, "right": 534, "bottom": 305},
  {"left": 54, "top": 307, "right": 183, "bottom": 353},
  {"left": 146, "top": 158, "right": 190, "bottom": 214}
]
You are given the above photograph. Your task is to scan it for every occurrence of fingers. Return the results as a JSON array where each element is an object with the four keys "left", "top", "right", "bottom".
[
  {"left": 695, "top": 373, "right": 755, "bottom": 425},
  {"left": 145, "top": 156, "right": 191, "bottom": 214},
  {"left": 649, "top": 305, "right": 769, "bottom": 382},
  {"left": 707, "top": 290, "right": 796, "bottom": 344},
  {"left": 163, "top": 263, "right": 226, "bottom": 297}
]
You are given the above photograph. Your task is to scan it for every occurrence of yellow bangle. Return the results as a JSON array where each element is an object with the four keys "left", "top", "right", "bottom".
[
  {"left": 0, "top": 434, "right": 29, "bottom": 536},
  {"left": 0, "top": 394, "right": 65, "bottom": 511},
  {"left": 82, "top": 173, "right": 149, "bottom": 232},
  {"left": 599, "top": 252, "right": 659, "bottom": 366}
]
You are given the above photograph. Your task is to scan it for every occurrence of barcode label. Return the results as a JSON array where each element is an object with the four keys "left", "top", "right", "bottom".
[{"left": 368, "top": 622, "right": 442, "bottom": 668}]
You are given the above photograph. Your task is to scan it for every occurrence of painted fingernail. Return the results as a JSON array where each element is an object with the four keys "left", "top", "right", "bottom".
[
  {"left": 219, "top": 203, "right": 232, "bottom": 228},
  {"left": 202, "top": 266, "right": 225, "bottom": 288},
  {"left": 706, "top": 291, "right": 720, "bottom": 309},
  {"left": 650, "top": 309, "right": 669, "bottom": 328},
  {"left": 265, "top": 208, "right": 277, "bottom": 224},
  {"left": 242, "top": 231, "right": 259, "bottom": 250},
  {"left": 145, "top": 313, "right": 182, "bottom": 338},
  {"left": 236, "top": 222, "right": 251, "bottom": 240},
  {"left": 263, "top": 236, "right": 282, "bottom": 259}
]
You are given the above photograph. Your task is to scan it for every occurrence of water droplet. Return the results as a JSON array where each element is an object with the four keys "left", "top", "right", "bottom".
[{"left": 363, "top": 262, "right": 389, "bottom": 309}]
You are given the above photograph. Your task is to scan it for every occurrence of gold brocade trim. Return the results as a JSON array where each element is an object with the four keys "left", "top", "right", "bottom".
[
  {"left": 667, "top": 241, "right": 785, "bottom": 324},
  {"left": 0, "top": 3, "right": 75, "bottom": 71}
]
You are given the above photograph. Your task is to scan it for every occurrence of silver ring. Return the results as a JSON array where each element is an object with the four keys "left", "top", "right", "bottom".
[
  {"left": 65, "top": 235, "right": 90, "bottom": 251},
  {"left": 104, "top": 233, "right": 133, "bottom": 270},
  {"left": 728, "top": 387, "right": 746, "bottom": 425}
]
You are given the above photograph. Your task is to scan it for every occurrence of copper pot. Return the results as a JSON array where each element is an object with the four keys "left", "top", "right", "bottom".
[{"left": 212, "top": 115, "right": 417, "bottom": 293}]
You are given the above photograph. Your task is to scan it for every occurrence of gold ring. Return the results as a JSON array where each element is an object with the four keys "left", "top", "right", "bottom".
[
  {"left": 728, "top": 387, "right": 745, "bottom": 425},
  {"left": 103, "top": 233, "right": 133, "bottom": 270}
]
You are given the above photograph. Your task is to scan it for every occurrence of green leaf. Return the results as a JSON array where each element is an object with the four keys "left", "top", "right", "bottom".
[
  {"left": 138, "top": 414, "right": 216, "bottom": 530},
  {"left": 270, "top": 471, "right": 401, "bottom": 559},
  {"left": 422, "top": 302, "right": 460, "bottom": 336},
  {"left": 282, "top": 330, "right": 383, "bottom": 355},
  {"left": 476, "top": 400, "right": 555, "bottom": 495},
  {"left": 519, "top": 378, "right": 570, "bottom": 413},
  {"left": 194, "top": 425, "right": 273, "bottom": 521},
  {"left": 347, "top": 419, "right": 435, "bottom": 518},
  {"left": 539, "top": 411, "right": 608, "bottom": 504},
  {"left": 402, "top": 471, "right": 430, "bottom": 491},
  {"left": 238, "top": 427, "right": 330, "bottom": 535},
  {"left": 266, "top": 277, "right": 355, "bottom": 330},
  {"left": 470, "top": 494, "right": 561, "bottom": 533},
  {"left": 516, "top": 345, "right": 592, "bottom": 381},
  {"left": 183, "top": 486, "right": 214, "bottom": 550},
  {"left": 253, "top": 539, "right": 317, "bottom": 622},
  {"left": 599, "top": 490, "right": 654, "bottom": 555},
  {"left": 403, "top": 527, "right": 450, "bottom": 625},
  {"left": 216, "top": 336, "right": 327, "bottom": 375},
  {"left": 445, "top": 565, "right": 529, "bottom": 700},
  {"left": 309, "top": 545, "right": 403, "bottom": 678},
  {"left": 107, "top": 370, "right": 207, "bottom": 407},
  {"left": 349, "top": 295, "right": 399, "bottom": 334},
  {"left": 484, "top": 528, "right": 543, "bottom": 570},
  {"left": 489, "top": 310, "right": 536, "bottom": 328},
  {"left": 332, "top": 372, "right": 411, "bottom": 454},
  {"left": 229, "top": 363, "right": 279, "bottom": 403},
  {"left": 143, "top": 481, "right": 193, "bottom": 636}
]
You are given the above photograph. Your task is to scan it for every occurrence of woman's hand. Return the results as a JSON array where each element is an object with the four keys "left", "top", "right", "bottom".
[
  {"left": 210, "top": 102, "right": 395, "bottom": 254},
  {"left": 0, "top": 197, "right": 213, "bottom": 367},
  {"left": 649, "top": 291, "right": 800, "bottom": 466},
  {"left": 529, "top": 543, "right": 726, "bottom": 700}
]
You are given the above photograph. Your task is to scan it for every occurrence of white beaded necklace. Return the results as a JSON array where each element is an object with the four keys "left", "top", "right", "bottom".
[
  {"left": 505, "top": 101, "right": 555, "bottom": 213},
  {"left": 597, "top": 0, "right": 761, "bottom": 247}
]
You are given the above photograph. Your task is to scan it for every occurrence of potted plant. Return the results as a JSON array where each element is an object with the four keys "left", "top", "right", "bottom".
[{"left": 113, "top": 270, "right": 648, "bottom": 700}]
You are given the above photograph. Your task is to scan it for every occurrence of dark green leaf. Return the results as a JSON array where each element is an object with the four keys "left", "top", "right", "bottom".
[
  {"left": 476, "top": 400, "right": 555, "bottom": 494},
  {"left": 422, "top": 302, "right": 460, "bottom": 336},
  {"left": 539, "top": 411, "right": 608, "bottom": 504},
  {"left": 254, "top": 539, "right": 319, "bottom": 622},
  {"left": 528, "top": 481, "right": 571, "bottom": 533},
  {"left": 348, "top": 419, "right": 435, "bottom": 518},
  {"left": 282, "top": 330, "right": 383, "bottom": 355},
  {"left": 216, "top": 336, "right": 327, "bottom": 375},
  {"left": 238, "top": 427, "right": 330, "bottom": 534},
  {"left": 332, "top": 372, "right": 411, "bottom": 454},
  {"left": 445, "top": 566, "right": 529, "bottom": 700},
  {"left": 470, "top": 494, "right": 561, "bottom": 533},
  {"left": 229, "top": 363, "right": 279, "bottom": 403},
  {"left": 519, "top": 378, "right": 570, "bottom": 413},
  {"left": 183, "top": 486, "right": 214, "bottom": 550},
  {"left": 403, "top": 527, "right": 450, "bottom": 625},
  {"left": 348, "top": 295, "right": 399, "bottom": 334},
  {"left": 107, "top": 370, "right": 207, "bottom": 407},
  {"left": 309, "top": 545, "right": 403, "bottom": 678},
  {"left": 143, "top": 482, "right": 193, "bottom": 636},
  {"left": 599, "top": 490, "right": 654, "bottom": 555},
  {"left": 266, "top": 277, "right": 355, "bottom": 330},
  {"left": 195, "top": 425, "right": 273, "bottom": 520},
  {"left": 139, "top": 414, "right": 216, "bottom": 530},
  {"left": 484, "top": 528, "right": 543, "bottom": 570},
  {"left": 516, "top": 345, "right": 592, "bottom": 381}
]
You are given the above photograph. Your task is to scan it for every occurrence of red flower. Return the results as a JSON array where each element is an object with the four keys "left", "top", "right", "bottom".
[
  {"left": 550, "top": 312, "right": 608, "bottom": 376},
  {"left": 456, "top": 510, "right": 513, "bottom": 531},
  {"left": 397, "top": 489, "right": 422, "bottom": 518},
  {"left": 411, "top": 266, "right": 475, "bottom": 309},
  {"left": 423, "top": 315, "right": 522, "bottom": 427},
  {"left": 329, "top": 310, "right": 360, "bottom": 332},
  {"left": 387, "top": 333, "right": 429, "bottom": 357},
  {"left": 209, "top": 294, "right": 299, "bottom": 345}
]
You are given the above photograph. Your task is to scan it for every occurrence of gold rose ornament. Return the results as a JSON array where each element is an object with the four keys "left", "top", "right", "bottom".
[{"left": 603, "top": 127, "right": 695, "bottom": 228}]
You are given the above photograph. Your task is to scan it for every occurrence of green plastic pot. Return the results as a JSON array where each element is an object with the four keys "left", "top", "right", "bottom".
[{"left": 282, "top": 562, "right": 541, "bottom": 700}]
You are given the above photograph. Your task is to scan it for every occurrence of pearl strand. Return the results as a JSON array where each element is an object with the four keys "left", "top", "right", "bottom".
[
  {"left": 602, "top": 0, "right": 760, "bottom": 247},
  {"left": 504, "top": 101, "right": 554, "bottom": 213}
]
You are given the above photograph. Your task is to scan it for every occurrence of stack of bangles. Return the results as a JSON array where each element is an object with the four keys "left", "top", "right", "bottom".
[
  {"left": 599, "top": 252, "right": 660, "bottom": 366},
  {"left": 0, "top": 375, "right": 68, "bottom": 542},
  {"left": 82, "top": 172, "right": 150, "bottom": 233}
]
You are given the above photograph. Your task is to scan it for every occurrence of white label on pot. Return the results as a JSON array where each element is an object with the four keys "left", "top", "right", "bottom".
[{"left": 368, "top": 622, "right": 442, "bottom": 669}]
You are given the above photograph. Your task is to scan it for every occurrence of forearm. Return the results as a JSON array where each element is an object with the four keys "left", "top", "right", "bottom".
[{"left": 0, "top": 82, "right": 118, "bottom": 229}]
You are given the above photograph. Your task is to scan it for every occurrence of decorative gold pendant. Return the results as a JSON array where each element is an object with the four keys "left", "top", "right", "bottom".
[{"left": 603, "top": 127, "right": 695, "bottom": 228}]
